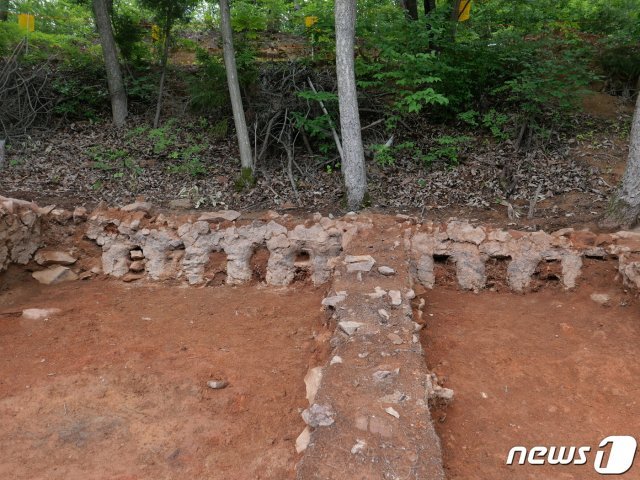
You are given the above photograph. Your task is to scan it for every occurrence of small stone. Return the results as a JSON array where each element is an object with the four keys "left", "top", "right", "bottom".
[
  {"left": 304, "top": 367, "right": 323, "bottom": 404},
  {"left": 378, "top": 309, "right": 390, "bottom": 322},
  {"left": 405, "top": 289, "right": 416, "bottom": 300},
  {"left": 388, "top": 290, "right": 402, "bottom": 306},
  {"left": 372, "top": 370, "right": 397, "bottom": 382},
  {"left": 378, "top": 266, "right": 396, "bottom": 276},
  {"left": 345, "top": 255, "right": 375, "bottom": 272},
  {"left": 168, "top": 199, "right": 191, "bottom": 209},
  {"left": 330, "top": 356, "right": 343, "bottom": 365},
  {"left": 122, "top": 273, "right": 144, "bottom": 282},
  {"left": 387, "top": 333, "right": 403, "bottom": 345},
  {"left": 130, "top": 249, "right": 145, "bottom": 260},
  {"left": 351, "top": 439, "right": 366, "bottom": 454},
  {"left": 121, "top": 201, "right": 152, "bottom": 213},
  {"left": 384, "top": 407, "right": 400, "bottom": 419},
  {"left": 378, "top": 390, "right": 409, "bottom": 404},
  {"left": 73, "top": 206, "right": 87, "bottom": 223},
  {"left": 322, "top": 294, "right": 347, "bottom": 308},
  {"left": 79, "top": 272, "right": 93, "bottom": 280},
  {"left": 367, "top": 286, "right": 387, "bottom": 299},
  {"left": 197, "top": 210, "right": 241, "bottom": 222},
  {"left": 22, "top": 308, "right": 61, "bottom": 321},
  {"left": 34, "top": 251, "right": 77, "bottom": 267},
  {"left": 129, "top": 260, "right": 145, "bottom": 273},
  {"left": 207, "top": 380, "right": 229, "bottom": 389},
  {"left": 413, "top": 322, "right": 424, "bottom": 332},
  {"left": 295, "top": 427, "right": 311, "bottom": 453},
  {"left": 32, "top": 266, "right": 78, "bottom": 285},
  {"left": 339, "top": 321, "right": 364, "bottom": 336},
  {"left": 590, "top": 293, "right": 611, "bottom": 306},
  {"left": 301, "top": 404, "right": 335, "bottom": 427},
  {"left": 412, "top": 334, "right": 418, "bottom": 343}
]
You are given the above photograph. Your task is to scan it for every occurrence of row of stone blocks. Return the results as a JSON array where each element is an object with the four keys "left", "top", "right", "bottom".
[
  {"left": 3, "top": 196, "right": 639, "bottom": 293},
  {"left": 85, "top": 210, "right": 347, "bottom": 286},
  {"left": 409, "top": 221, "right": 640, "bottom": 292}
]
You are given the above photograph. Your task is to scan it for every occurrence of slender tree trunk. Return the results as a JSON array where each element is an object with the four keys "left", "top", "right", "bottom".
[
  {"left": 451, "top": 0, "right": 462, "bottom": 20},
  {"left": 335, "top": 0, "right": 367, "bottom": 210},
  {"left": 92, "top": 0, "right": 127, "bottom": 127},
  {"left": 404, "top": 0, "right": 419, "bottom": 20},
  {"left": 153, "top": 22, "right": 171, "bottom": 128},
  {"left": 0, "top": 0, "right": 9, "bottom": 21},
  {"left": 604, "top": 93, "right": 640, "bottom": 227},
  {"left": 219, "top": 0, "right": 253, "bottom": 179}
]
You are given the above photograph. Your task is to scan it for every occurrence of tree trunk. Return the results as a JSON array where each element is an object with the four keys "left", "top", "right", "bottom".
[
  {"left": 424, "top": 0, "right": 436, "bottom": 15},
  {"left": 405, "top": 0, "right": 419, "bottom": 20},
  {"left": 451, "top": 0, "right": 462, "bottom": 21},
  {"left": 92, "top": 0, "right": 127, "bottom": 127},
  {"left": 219, "top": 0, "right": 254, "bottom": 178},
  {"left": 335, "top": 0, "right": 367, "bottom": 210},
  {"left": 153, "top": 22, "right": 171, "bottom": 128},
  {"left": 0, "top": 0, "right": 9, "bottom": 21},
  {"left": 604, "top": 93, "right": 640, "bottom": 227}
]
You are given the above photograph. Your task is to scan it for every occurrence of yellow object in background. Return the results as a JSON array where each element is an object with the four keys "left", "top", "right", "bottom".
[
  {"left": 151, "top": 24, "right": 161, "bottom": 42},
  {"left": 18, "top": 13, "right": 35, "bottom": 32},
  {"left": 458, "top": 0, "right": 471, "bottom": 22},
  {"left": 304, "top": 16, "right": 318, "bottom": 28}
]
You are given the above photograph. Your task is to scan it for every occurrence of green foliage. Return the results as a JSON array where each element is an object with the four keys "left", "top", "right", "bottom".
[
  {"left": 12, "top": 0, "right": 94, "bottom": 36},
  {"left": 357, "top": 22, "right": 449, "bottom": 121},
  {"left": 112, "top": 1, "right": 152, "bottom": 65},
  {"left": 88, "top": 146, "right": 143, "bottom": 179},
  {"left": 422, "top": 135, "right": 470, "bottom": 166},
  {"left": 188, "top": 46, "right": 257, "bottom": 114},
  {"left": 51, "top": 76, "right": 108, "bottom": 120},
  {"left": 147, "top": 118, "right": 177, "bottom": 153},
  {"left": 167, "top": 143, "right": 207, "bottom": 177},
  {"left": 0, "top": 22, "right": 23, "bottom": 55}
]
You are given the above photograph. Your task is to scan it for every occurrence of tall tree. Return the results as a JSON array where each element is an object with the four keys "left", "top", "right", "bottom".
[
  {"left": 604, "top": 93, "right": 640, "bottom": 227},
  {"left": 335, "top": 0, "right": 367, "bottom": 210},
  {"left": 0, "top": 0, "right": 9, "bottom": 21},
  {"left": 92, "top": 0, "right": 128, "bottom": 127},
  {"left": 140, "top": 0, "right": 198, "bottom": 128},
  {"left": 219, "top": 0, "right": 254, "bottom": 180},
  {"left": 404, "top": 0, "right": 419, "bottom": 20}
]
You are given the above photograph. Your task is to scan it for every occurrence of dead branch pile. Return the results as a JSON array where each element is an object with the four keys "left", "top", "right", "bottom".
[{"left": 0, "top": 40, "right": 55, "bottom": 140}]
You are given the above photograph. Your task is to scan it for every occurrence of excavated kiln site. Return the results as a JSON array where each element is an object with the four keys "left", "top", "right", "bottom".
[{"left": 1, "top": 195, "right": 639, "bottom": 479}]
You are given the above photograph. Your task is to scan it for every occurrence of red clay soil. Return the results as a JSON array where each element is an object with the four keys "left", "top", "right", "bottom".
[
  {"left": 421, "top": 260, "right": 640, "bottom": 480},
  {"left": 0, "top": 271, "right": 331, "bottom": 480}
]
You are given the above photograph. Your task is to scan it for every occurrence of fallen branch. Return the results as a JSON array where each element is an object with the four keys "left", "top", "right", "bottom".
[{"left": 307, "top": 77, "right": 344, "bottom": 164}]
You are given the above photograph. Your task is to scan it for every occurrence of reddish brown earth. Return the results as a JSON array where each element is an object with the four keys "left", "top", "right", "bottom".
[
  {"left": 421, "top": 260, "right": 640, "bottom": 480},
  {"left": 0, "top": 271, "right": 330, "bottom": 480}
]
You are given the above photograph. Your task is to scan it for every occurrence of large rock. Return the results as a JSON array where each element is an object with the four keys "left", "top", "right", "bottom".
[
  {"left": 0, "top": 197, "right": 42, "bottom": 272},
  {"left": 32, "top": 266, "right": 78, "bottom": 285}
]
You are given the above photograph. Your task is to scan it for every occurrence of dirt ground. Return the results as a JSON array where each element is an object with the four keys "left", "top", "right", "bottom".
[
  {"left": 0, "top": 271, "right": 330, "bottom": 480},
  {"left": 421, "top": 259, "right": 640, "bottom": 480}
]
